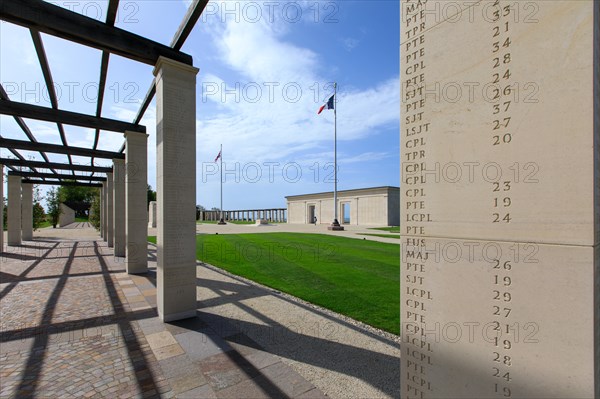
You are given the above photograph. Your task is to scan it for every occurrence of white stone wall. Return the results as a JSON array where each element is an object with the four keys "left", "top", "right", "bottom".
[
  {"left": 59, "top": 203, "right": 75, "bottom": 227},
  {"left": 286, "top": 187, "right": 399, "bottom": 226}
]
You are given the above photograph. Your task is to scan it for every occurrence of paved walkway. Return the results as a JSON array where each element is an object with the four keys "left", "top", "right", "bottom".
[{"left": 1, "top": 226, "right": 400, "bottom": 398}]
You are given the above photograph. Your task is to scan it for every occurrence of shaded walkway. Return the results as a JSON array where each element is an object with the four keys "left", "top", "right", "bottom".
[
  {"left": 0, "top": 239, "right": 166, "bottom": 398},
  {"left": 1, "top": 233, "right": 398, "bottom": 398}
]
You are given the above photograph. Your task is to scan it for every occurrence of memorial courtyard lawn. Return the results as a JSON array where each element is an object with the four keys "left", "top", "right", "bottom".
[{"left": 148, "top": 233, "right": 400, "bottom": 334}]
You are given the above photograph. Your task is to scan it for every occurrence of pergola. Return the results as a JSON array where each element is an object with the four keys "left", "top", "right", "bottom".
[{"left": 0, "top": 0, "right": 208, "bottom": 322}]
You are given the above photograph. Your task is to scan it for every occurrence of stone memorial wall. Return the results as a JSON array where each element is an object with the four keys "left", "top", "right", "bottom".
[{"left": 400, "top": 1, "right": 599, "bottom": 397}]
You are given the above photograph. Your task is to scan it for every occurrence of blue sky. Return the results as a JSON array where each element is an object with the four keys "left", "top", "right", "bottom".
[{"left": 0, "top": 0, "right": 399, "bottom": 210}]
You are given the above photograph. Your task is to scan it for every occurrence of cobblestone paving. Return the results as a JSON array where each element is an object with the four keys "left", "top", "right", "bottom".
[
  {"left": 0, "top": 239, "right": 171, "bottom": 399},
  {"left": 1, "top": 235, "right": 329, "bottom": 398}
]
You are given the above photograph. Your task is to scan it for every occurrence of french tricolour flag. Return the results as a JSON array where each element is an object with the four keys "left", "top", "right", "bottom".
[{"left": 317, "top": 94, "right": 335, "bottom": 114}]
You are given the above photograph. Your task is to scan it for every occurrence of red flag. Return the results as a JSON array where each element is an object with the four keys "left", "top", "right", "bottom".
[{"left": 214, "top": 150, "right": 221, "bottom": 162}]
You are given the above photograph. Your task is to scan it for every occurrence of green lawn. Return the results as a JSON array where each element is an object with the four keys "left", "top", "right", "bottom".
[
  {"left": 359, "top": 233, "right": 400, "bottom": 240},
  {"left": 369, "top": 226, "right": 400, "bottom": 233},
  {"left": 36, "top": 220, "right": 53, "bottom": 229},
  {"left": 197, "top": 220, "right": 256, "bottom": 225},
  {"left": 75, "top": 216, "right": 89, "bottom": 223},
  {"left": 197, "top": 220, "right": 284, "bottom": 225},
  {"left": 149, "top": 233, "right": 399, "bottom": 334}
]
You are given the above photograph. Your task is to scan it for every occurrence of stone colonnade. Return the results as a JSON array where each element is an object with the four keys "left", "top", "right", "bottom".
[
  {"left": 199, "top": 208, "right": 287, "bottom": 223},
  {"left": 1, "top": 56, "right": 198, "bottom": 323}
]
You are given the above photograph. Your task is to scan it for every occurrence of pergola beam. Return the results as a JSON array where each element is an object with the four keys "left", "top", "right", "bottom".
[
  {"left": 21, "top": 179, "right": 103, "bottom": 188},
  {"left": 119, "top": 0, "right": 208, "bottom": 152},
  {"left": 0, "top": 158, "right": 112, "bottom": 173},
  {"left": 0, "top": 138, "right": 125, "bottom": 159},
  {"left": 0, "top": 0, "right": 193, "bottom": 66},
  {"left": 0, "top": 85, "right": 51, "bottom": 173},
  {"left": 0, "top": 100, "right": 145, "bottom": 133},
  {"left": 9, "top": 171, "right": 107, "bottom": 182},
  {"left": 30, "top": 28, "right": 76, "bottom": 173},
  {"left": 91, "top": 0, "right": 121, "bottom": 167}
]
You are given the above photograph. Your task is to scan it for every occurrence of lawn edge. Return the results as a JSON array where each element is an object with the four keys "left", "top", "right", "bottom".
[{"left": 197, "top": 257, "right": 401, "bottom": 343}]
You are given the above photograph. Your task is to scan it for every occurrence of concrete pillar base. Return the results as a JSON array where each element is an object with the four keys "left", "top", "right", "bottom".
[
  {"left": 160, "top": 310, "right": 197, "bottom": 323},
  {"left": 327, "top": 219, "right": 345, "bottom": 231}
]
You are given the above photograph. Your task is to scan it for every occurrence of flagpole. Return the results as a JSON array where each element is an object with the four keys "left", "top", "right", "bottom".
[
  {"left": 329, "top": 82, "right": 343, "bottom": 231},
  {"left": 218, "top": 144, "right": 226, "bottom": 224}
]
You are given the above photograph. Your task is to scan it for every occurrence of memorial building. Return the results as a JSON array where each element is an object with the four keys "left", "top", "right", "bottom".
[{"left": 286, "top": 186, "right": 399, "bottom": 226}]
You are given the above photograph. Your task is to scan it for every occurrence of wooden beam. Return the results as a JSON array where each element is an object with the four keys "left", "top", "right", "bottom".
[
  {"left": 0, "top": 100, "right": 145, "bottom": 133},
  {"left": 0, "top": 138, "right": 125, "bottom": 159},
  {"left": 0, "top": 0, "right": 192, "bottom": 66},
  {"left": 9, "top": 171, "right": 107, "bottom": 182},
  {"left": 21, "top": 179, "right": 103, "bottom": 188},
  {"left": 30, "top": 29, "right": 76, "bottom": 170},
  {"left": 0, "top": 158, "right": 112, "bottom": 173},
  {"left": 0, "top": 84, "right": 53, "bottom": 172},
  {"left": 91, "top": 0, "right": 121, "bottom": 164},
  {"left": 119, "top": 0, "right": 208, "bottom": 152},
  {"left": 171, "top": 0, "right": 209, "bottom": 49}
]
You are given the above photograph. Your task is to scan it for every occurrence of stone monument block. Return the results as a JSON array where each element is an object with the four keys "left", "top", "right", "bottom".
[{"left": 400, "top": 1, "right": 599, "bottom": 397}]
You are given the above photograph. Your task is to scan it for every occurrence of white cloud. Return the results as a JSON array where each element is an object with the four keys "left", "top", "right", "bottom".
[
  {"left": 197, "top": 13, "right": 399, "bottom": 167},
  {"left": 342, "top": 37, "right": 360, "bottom": 52}
]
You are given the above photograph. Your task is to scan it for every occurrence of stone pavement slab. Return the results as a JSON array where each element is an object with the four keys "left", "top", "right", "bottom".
[{"left": 2, "top": 226, "right": 399, "bottom": 398}]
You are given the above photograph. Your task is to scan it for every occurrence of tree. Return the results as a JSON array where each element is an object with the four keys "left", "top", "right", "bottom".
[
  {"left": 58, "top": 184, "right": 96, "bottom": 218},
  {"left": 32, "top": 185, "right": 46, "bottom": 231},
  {"left": 46, "top": 188, "right": 61, "bottom": 228},
  {"left": 33, "top": 203, "right": 46, "bottom": 231},
  {"left": 147, "top": 185, "right": 156, "bottom": 206},
  {"left": 89, "top": 189, "right": 101, "bottom": 230}
]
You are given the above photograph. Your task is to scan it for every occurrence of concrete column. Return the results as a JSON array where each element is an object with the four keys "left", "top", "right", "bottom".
[
  {"left": 113, "top": 159, "right": 126, "bottom": 257},
  {"left": 148, "top": 201, "right": 157, "bottom": 228},
  {"left": 125, "top": 130, "right": 148, "bottom": 274},
  {"left": 7, "top": 176, "right": 21, "bottom": 246},
  {"left": 106, "top": 173, "right": 114, "bottom": 247},
  {"left": 154, "top": 56, "right": 199, "bottom": 322},
  {"left": 21, "top": 183, "right": 33, "bottom": 240},
  {"left": 0, "top": 164, "right": 4, "bottom": 252},
  {"left": 102, "top": 183, "right": 107, "bottom": 241},
  {"left": 100, "top": 185, "right": 104, "bottom": 239}
]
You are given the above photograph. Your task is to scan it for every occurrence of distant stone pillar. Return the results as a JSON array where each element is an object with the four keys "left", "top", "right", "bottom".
[
  {"left": 21, "top": 183, "right": 33, "bottom": 241},
  {"left": 113, "top": 159, "right": 126, "bottom": 257},
  {"left": 100, "top": 185, "right": 104, "bottom": 239},
  {"left": 106, "top": 173, "right": 114, "bottom": 248},
  {"left": 154, "top": 56, "right": 199, "bottom": 322},
  {"left": 7, "top": 176, "right": 21, "bottom": 246},
  {"left": 102, "top": 182, "right": 107, "bottom": 241},
  {"left": 125, "top": 130, "right": 148, "bottom": 273},
  {"left": 148, "top": 201, "right": 157, "bottom": 228},
  {"left": 0, "top": 164, "right": 4, "bottom": 252}
]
